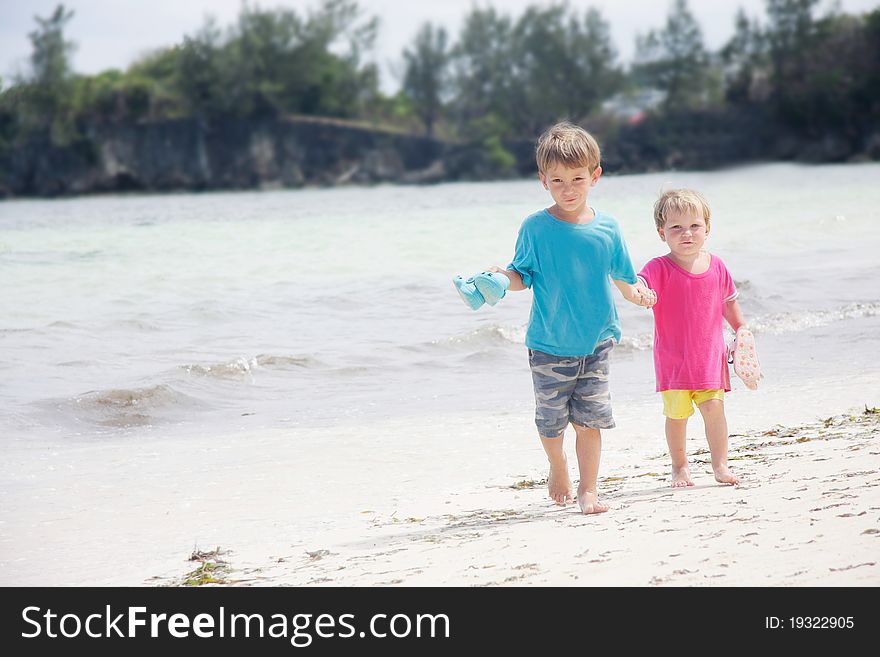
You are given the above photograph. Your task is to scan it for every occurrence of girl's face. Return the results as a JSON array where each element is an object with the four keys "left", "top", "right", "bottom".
[{"left": 659, "top": 211, "right": 709, "bottom": 257}]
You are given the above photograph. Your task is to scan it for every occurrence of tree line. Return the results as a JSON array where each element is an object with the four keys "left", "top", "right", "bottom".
[{"left": 1, "top": 0, "right": 879, "bottom": 168}]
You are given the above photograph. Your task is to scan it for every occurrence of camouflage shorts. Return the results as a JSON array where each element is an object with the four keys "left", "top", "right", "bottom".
[{"left": 528, "top": 339, "right": 615, "bottom": 438}]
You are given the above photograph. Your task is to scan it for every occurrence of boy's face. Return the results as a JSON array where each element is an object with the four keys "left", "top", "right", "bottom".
[
  {"left": 659, "top": 210, "right": 709, "bottom": 257},
  {"left": 539, "top": 163, "right": 601, "bottom": 213}
]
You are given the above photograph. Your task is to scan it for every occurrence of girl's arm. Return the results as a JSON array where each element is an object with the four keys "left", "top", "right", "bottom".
[{"left": 724, "top": 299, "right": 746, "bottom": 331}]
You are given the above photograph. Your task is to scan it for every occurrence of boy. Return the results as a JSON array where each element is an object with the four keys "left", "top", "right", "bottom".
[
  {"left": 486, "top": 122, "right": 654, "bottom": 514},
  {"left": 637, "top": 189, "right": 746, "bottom": 487}
]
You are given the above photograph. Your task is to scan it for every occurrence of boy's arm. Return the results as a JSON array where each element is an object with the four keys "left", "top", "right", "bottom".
[
  {"left": 488, "top": 266, "right": 526, "bottom": 292},
  {"left": 613, "top": 277, "right": 656, "bottom": 308},
  {"left": 723, "top": 298, "right": 746, "bottom": 331}
]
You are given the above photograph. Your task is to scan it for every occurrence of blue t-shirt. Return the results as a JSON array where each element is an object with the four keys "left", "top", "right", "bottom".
[{"left": 507, "top": 208, "right": 637, "bottom": 357}]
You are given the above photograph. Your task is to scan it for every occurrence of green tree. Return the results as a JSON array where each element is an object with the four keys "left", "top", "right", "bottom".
[
  {"left": 765, "top": 0, "right": 820, "bottom": 57},
  {"left": 402, "top": 23, "right": 449, "bottom": 137},
  {"left": 720, "top": 9, "right": 769, "bottom": 104},
  {"left": 175, "top": 19, "right": 228, "bottom": 117},
  {"left": 856, "top": 10, "right": 880, "bottom": 145},
  {"left": 127, "top": 47, "right": 188, "bottom": 118},
  {"left": 579, "top": 8, "right": 625, "bottom": 113},
  {"left": 304, "top": 0, "right": 380, "bottom": 117},
  {"left": 24, "top": 4, "right": 77, "bottom": 141},
  {"left": 448, "top": 7, "right": 515, "bottom": 140},
  {"left": 226, "top": 4, "right": 307, "bottom": 116},
  {"left": 770, "top": 9, "right": 880, "bottom": 142},
  {"left": 29, "top": 4, "right": 75, "bottom": 88},
  {"left": 763, "top": 0, "right": 821, "bottom": 127},
  {"left": 68, "top": 69, "right": 154, "bottom": 124},
  {"left": 509, "top": 4, "right": 621, "bottom": 134},
  {"left": 632, "top": 0, "right": 713, "bottom": 110},
  {"left": 224, "top": 0, "right": 378, "bottom": 117}
]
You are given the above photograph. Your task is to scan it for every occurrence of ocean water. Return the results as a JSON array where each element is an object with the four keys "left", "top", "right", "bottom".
[{"left": 1, "top": 162, "right": 879, "bottom": 444}]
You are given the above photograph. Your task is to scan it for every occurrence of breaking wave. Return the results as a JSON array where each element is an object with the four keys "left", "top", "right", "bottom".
[
  {"left": 61, "top": 384, "right": 208, "bottom": 429},
  {"left": 749, "top": 302, "right": 879, "bottom": 335},
  {"left": 179, "top": 354, "right": 322, "bottom": 379}
]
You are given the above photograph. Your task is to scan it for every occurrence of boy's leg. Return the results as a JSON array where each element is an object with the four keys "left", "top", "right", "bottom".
[
  {"left": 572, "top": 424, "right": 608, "bottom": 514},
  {"left": 697, "top": 398, "right": 738, "bottom": 485},
  {"left": 567, "top": 339, "right": 615, "bottom": 514},
  {"left": 540, "top": 433, "right": 574, "bottom": 506},
  {"left": 665, "top": 417, "right": 693, "bottom": 487},
  {"left": 529, "top": 348, "right": 581, "bottom": 506}
]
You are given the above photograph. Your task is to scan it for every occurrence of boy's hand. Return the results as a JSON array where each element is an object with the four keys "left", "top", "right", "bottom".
[
  {"left": 613, "top": 278, "right": 654, "bottom": 307},
  {"left": 486, "top": 266, "right": 525, "bottom": 291}
]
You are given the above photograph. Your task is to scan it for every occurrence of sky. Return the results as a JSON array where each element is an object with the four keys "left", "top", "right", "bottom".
[{"left": 2, "top": 0, "right": 878, "bottom": 92}]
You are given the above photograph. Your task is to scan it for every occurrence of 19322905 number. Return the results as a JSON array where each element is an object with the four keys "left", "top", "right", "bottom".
[{"left": 790, "top": 617, "right": 854, "bottom": 629}]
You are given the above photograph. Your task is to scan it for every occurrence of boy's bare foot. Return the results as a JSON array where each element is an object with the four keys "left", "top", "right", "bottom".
[
  {"left": 670, "top": 465, "right": 694, "bottom": 488},
  {"left": 576, "top": 487, "right": 608, "bottom": 514},
  {"left": 548, "top": 460, "right": 574, "bottom": 505},
  {"left": 714, "top": 466, "right": 739, "bottom": 485}
]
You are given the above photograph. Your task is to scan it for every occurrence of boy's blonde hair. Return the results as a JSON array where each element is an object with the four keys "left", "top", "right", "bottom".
[
  {"left": 653, "top": 188, "right": 711, "bottom": 231},
  {"left": 535, "top": 121, "right": 601, "bottom": 173}
]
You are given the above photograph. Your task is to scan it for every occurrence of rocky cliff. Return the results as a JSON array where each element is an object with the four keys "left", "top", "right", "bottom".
[
  {"left": 2, "top": 110, "right": 876, "bottom": 198},
  {"left": 0, "top": 116, "right": 490, "bottom": 197}
]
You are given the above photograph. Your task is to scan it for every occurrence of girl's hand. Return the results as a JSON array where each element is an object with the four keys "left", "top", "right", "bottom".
[{"left": 634, "top": 283, "right": 656, "bottom": 308}]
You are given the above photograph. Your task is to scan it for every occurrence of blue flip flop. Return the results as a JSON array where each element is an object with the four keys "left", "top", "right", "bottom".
[
  {"left": 453, "top": 275, "right": 485, "bottom": 310},
  {"left": 472, "top": 271, "right": 509, "bottom": 305}
]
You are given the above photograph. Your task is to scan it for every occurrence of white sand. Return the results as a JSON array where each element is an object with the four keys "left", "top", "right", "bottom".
[
  {"left": 3, "top": 397, "right": 877, "bottom": 587},
  {"left": 208, "top": 409, "right": 880, "bottom": 587}
]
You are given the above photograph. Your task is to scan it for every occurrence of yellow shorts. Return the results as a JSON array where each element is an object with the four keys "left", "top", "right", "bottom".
[{"left": 661, "top": 389, "right": 724, "bottom": 419}]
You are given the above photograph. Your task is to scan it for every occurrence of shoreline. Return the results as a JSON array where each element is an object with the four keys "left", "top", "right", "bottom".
[
  {"left": 158, "top": 407, "right": 880, "bottom": 587},
  {"left": 2, "top": 400, "right": 877, "bottom": 588}
]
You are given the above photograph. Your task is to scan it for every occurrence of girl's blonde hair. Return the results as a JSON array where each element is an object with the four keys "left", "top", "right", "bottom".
[{"left": 653, "top": 188, "right": 711, "bottom": 230}]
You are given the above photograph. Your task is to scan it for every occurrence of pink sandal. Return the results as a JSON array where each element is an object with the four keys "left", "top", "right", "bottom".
[{"left": 729, "top": 326, "right": 763, "bottom": 390}]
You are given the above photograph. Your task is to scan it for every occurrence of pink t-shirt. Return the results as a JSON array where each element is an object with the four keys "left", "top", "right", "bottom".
[{"left": 638, "top": 254, "right": 737, "bottom": 392}]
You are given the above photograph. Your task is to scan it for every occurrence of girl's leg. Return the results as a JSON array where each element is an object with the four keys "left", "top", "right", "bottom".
[
  {"left": 697, "top": 399, "right": 739, "bottom": 485},
  {"left": 573, "top": 424, "right": 608, "bottom": 514},
  {"left": 666, "top": 417, "right": 694, "bottom": 487}
]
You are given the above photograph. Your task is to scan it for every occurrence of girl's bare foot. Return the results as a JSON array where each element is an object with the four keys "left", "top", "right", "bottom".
[
  {"left": 714, "top": 466, "right": 739, "bottom": 485},
  {"left": 670, "top": 465, "right": 694, "bottom": 488},
  {"left": 548, "top": 460, "right": 574, "bottom": 505},
  {"left": 576, "top": 487, "right": 608, "bottom": 514}
]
